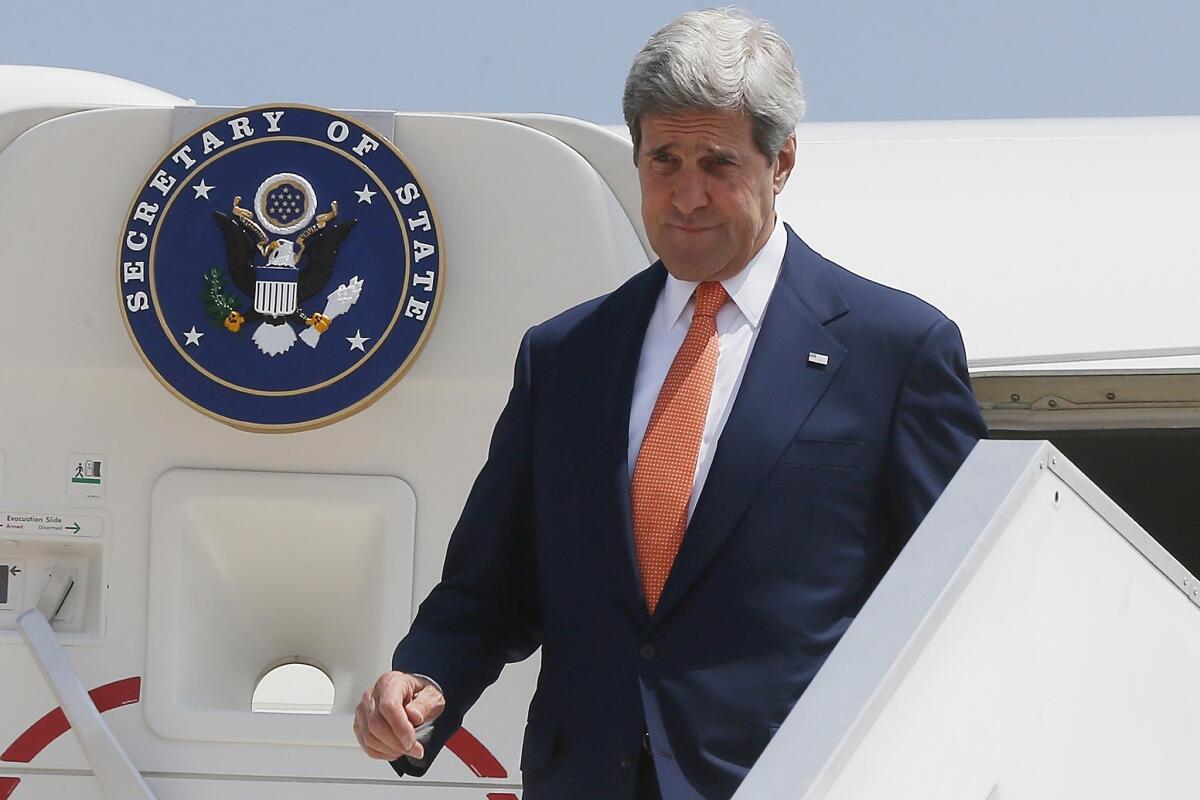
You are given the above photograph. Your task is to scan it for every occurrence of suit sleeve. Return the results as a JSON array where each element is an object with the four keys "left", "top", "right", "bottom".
[
  {"left": 881, "top": 316, "right": 988, "bottom": 551},
  {"left": 389, "top": 329, "right": 542, "bottom": 776}
]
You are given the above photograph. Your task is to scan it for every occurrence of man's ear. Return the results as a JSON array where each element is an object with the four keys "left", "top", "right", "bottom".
[{"left": 773, "top": 133, "right": 797, "bottom": 194}]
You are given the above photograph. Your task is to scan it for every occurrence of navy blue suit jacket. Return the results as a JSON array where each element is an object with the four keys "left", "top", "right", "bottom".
[{"left": 392, "top": 226, "right": 987, "bottom": 799}]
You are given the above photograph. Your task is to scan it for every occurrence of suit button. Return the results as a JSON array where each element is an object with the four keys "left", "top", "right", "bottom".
[
  {"left": 619, "top": 751, "right": 635, "bottom": 769},
  {"left": 640, "top": 643, "right": 657, "bottom": 661}
]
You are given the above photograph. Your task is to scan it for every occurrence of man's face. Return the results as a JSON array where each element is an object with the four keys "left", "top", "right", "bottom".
[{"left": 637, "top": 109, "right": 795, "bottom": 282}]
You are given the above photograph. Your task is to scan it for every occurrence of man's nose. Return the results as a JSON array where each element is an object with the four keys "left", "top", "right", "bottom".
[{"left": 671, "top": 168, "right": 708, "bottom": 215}]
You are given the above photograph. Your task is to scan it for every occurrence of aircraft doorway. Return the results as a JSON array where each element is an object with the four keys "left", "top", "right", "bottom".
[{"left": 975, "top": 371, "right": 1200, "bottom": 577}]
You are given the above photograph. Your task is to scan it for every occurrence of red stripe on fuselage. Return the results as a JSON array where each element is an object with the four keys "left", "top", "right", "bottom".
[
  {"left": 0, "top": 677, "right": 141, "bottom": 763},
  {"left": 446, "top": 727, "right": 508, "bottom": 779},
  {"left": 3, "top": 678, "right": 516, "bottom": 799}
]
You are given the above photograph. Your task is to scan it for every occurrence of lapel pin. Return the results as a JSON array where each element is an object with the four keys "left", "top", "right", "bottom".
[{"left": 807, "top": 352, "right": 829, "bottom": 369}]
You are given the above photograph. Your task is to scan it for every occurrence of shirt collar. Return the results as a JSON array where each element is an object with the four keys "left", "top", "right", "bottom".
[{"left": 661, "top": 216, "right": 787, "bottom": 331}]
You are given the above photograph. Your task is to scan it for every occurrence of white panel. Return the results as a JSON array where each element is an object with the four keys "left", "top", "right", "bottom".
[
  {"left": 777, "top": 117, "right": 1200, "bottom": 364},
  {"left": 145, "top": 469, "right": 413, "bottom": 748},
  {"left": 0, "top": 65, "right": 184, "bottom": 155},
  {"left": 740, "top": 441, "right": 1200, "bottom": 799},
  {"left": 494, "top": 112, "right": 651, "bottom": 258},
  {"left": 826, "top": 475, "right": 1199, "bottom": 798},
  {"left": 0, "top": 99, "right": 641, "bottom": 791}
]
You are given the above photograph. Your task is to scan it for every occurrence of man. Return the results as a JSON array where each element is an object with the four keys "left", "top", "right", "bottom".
[{"left": 354, "top": 8, "right": 987, "bottom": 799}]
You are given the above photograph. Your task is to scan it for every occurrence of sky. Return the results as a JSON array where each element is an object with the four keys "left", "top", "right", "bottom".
[{"left": 3, "top": 0, "right": 1200, "bottom": 124}]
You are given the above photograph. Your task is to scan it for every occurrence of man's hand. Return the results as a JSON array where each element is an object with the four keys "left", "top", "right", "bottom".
[{"left": 354, "top": 671, "right": 445, "bottom": 761}]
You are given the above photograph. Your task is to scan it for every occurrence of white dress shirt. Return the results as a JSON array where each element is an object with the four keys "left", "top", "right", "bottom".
[{"left": 627, "top": 217, "right": 787, "bottom": 521}]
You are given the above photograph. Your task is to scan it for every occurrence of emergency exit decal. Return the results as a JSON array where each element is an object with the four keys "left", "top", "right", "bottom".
[{"left": 67, "top": 453, "right": 105, "bottom": 498}]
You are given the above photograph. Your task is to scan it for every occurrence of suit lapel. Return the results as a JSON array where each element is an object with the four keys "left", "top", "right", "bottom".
[
  {"left": 650, "top": 228, "right": 849, "bottom": 626},
  {"left": 584, "top": 262, "right": 665, "bottom": 625}
]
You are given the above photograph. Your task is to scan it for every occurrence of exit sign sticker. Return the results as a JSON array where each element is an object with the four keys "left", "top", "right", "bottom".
[{"left": 67, "top": 453, "right": 105, "bottom": 499}]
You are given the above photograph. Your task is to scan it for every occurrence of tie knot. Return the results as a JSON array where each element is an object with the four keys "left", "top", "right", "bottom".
[{"left": 693, "top": 282, "right": 728, "bottom": 319}]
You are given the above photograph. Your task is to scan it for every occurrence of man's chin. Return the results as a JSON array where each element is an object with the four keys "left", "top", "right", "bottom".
[
  {"left": 661, "top": 260, "right": 727, "bottom": 282},
  {"left": 656, "top": 245, "right": 730, "bottom": 281}
]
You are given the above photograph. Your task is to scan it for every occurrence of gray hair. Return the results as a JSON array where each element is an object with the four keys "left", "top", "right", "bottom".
[{"left": 622, "top": 7, "right": 805, "bottom": 161}]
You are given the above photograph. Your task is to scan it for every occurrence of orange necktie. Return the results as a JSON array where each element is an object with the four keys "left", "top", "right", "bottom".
[{"left": 632, "top": 281, "right": 729, "bottom": 613}]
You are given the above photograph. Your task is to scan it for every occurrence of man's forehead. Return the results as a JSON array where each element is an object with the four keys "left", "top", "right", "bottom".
[{"left": 640, "top": 110, "right": 754, "bottom": 151}]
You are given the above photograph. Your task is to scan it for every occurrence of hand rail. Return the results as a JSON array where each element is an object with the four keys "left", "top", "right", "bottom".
[{"left": 16, "top": 608, "right": 157, "bottom": 800}]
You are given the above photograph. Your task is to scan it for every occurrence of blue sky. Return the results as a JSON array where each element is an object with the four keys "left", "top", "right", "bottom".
[{"left": 4, "top": 0, "right": 1199, "bottom": 123}]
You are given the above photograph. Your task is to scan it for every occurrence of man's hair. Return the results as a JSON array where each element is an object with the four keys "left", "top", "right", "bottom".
[{"left": 622, "top": 7, "right": 806, "bottom": 162}]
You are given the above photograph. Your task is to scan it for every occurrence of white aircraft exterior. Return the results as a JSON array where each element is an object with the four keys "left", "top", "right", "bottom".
[{"left": 0, "top": 66, "right": 1197, "bottom": 799}]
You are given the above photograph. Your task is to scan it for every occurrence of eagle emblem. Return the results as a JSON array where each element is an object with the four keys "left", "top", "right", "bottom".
[{"left": 206, "top": 173, "right": 360, "bottom": 356}]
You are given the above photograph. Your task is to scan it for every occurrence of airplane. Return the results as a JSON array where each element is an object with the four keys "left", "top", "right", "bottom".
[{"left": 0, "top": 64, "right": 1196, "bottom": 799}]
